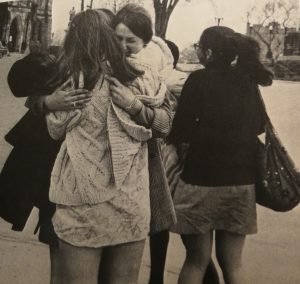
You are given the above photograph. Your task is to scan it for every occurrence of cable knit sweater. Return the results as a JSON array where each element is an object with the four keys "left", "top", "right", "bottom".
[{"left": 47, "top": 60, "right": 167, "bottom": 206}]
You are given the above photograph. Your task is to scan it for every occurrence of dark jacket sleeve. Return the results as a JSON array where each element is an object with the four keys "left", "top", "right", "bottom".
[
  {"left": 167, "top": 70, "right": 201, "bottom": 144},
  {"left": 5, "top": 53, "right": 58, "bottom": 145}
]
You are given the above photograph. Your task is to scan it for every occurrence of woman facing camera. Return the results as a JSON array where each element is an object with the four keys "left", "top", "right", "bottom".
[{"left": 113, "top": 4, "right": 220, "bottom": 284}]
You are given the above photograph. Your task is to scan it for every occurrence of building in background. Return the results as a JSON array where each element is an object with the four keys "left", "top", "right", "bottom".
[
  {"left": 246, "top": 17, "right": 300, "bottom": 61},
  {"left": 0, "top": 0, "right": 52, "bottom": 52},
  {"left": 284, "top": 31, "right": 300, "bottom": 56}
]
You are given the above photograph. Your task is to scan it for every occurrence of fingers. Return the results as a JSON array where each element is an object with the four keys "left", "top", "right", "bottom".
[
  {"left": 69, "top": 89, "right": 90, "bottom": 97},
  {"left": 66, "top": 98, "right": 91, "bottom": 110},
  {"left": 58, "top": 79, "right": 72, "bottom": 90},
  {"left": 71, "top": 93, "right": 92, "bottom": 101},
  {"left": 74, "top": 98, "right": 91, "bottom": 106},
  {"left": 109, "top": 84, "right": 120, "bottom": 93},
  {"left": 106, "top": 76, "right": 122, "bottom": 87}
]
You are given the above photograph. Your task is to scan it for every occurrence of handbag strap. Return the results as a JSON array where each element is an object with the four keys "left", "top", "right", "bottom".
[{"left": 256, "top": 86, "right": 274, "bottom": 134}]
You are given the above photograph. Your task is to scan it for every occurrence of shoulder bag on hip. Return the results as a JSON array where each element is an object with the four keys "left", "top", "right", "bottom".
[{"left": 256, "top": 91, "right": 300, "bottom": 211}]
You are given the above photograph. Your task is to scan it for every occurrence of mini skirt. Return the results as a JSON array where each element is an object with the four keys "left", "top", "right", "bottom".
[
  {"left": 52, "top": 189, "right": 150, "bottom": 248},
  {"left": 171, "top": 179, "right": 257, "bottom": 235}
]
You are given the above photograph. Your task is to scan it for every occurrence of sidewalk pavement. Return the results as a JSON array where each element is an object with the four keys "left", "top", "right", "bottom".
[
  {"left": 1, "top": 54, "right": 300, "bottom": 284},
  {"left": 2, "top": 205, "right": 300, "bottom": 284},
  {"left": 0, "top": 215, "right": 183, "bottom": 284}
]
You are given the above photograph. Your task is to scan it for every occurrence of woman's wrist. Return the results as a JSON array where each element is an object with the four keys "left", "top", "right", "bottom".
[
  {"left": 42, "top": 95, "right": 51, "bottom": 112},
  {"left": 124, "top": 97, "right": 143, "bottom": 116}
]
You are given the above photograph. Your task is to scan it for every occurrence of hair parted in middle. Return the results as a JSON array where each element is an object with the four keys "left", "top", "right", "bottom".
[
  {"left": 113, "top": 3, "right": 153, "bottom": 44},
  {"left": 55, "top": 9, "right": 143, "bottom": 90}
]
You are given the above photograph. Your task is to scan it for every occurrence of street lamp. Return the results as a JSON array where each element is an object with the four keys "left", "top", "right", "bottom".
[
  {"left": 248, "top": 22, "right": 253, "bottom": 35},
  {"left": 266, "top": 23, "right": 274, "bottom": 60},
  {"left": 215, "top": 17, "right": 223, "bottom": 26}
]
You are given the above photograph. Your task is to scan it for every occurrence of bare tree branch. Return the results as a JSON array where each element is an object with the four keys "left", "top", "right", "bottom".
[{"left": 247, "top": 0, "right": 298, "bottom": 61}]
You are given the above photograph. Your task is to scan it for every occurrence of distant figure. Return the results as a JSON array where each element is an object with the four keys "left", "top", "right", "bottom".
[
  {"left": 7, "top": 36, "right": 13, "bottom": 53},
  {"left": 0, "top": 40, "right": 8, "bottom": 58},
  {"left": 0, "top": 40, "right": 10, "bottom": 56}
]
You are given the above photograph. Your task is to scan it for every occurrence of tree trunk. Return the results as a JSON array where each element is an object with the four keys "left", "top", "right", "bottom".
[
  {"left": 81, "top": 0, "right": 85, "bottom": 11},
  {"left": 44, "top": 0, "right": 49, "bottom": 23},
  {"left": 153, "top": 0, "right": 179, "bottom": 38},
  {"left": 30, "top": 1, "right": 38, "bottom": 41}
]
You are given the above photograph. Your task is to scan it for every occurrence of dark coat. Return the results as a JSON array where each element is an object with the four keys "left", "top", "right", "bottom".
[
  {"left": 0, "top": 53, "right": 60, "bottom": 231},
  {"left": 168, "top": 63, "right": 267, "bottom": 186}
]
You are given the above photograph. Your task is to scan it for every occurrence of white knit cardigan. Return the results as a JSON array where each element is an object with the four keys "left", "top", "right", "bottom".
[{"left": 47, "top": 60, "right": 167, "bottom": 206}]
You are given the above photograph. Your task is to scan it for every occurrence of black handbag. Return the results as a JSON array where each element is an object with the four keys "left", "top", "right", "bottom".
[{"left": 256, "top": 92, "right": 300, "bottom": 211}]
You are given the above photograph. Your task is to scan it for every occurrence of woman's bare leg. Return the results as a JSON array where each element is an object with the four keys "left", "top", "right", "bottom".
[
  {"left": 102, "top": 239, "right": 146, "bottom": 284},
  {"left": 178, "top": 232, "right": 213, "bottom": 284},
  {"left": 49, "top": 244, "right": 64, "bottom": 284},
  {"left": 53, "top": 239, "right": 102, "bottom": 284},
  {"left": 215, "top": 230, "right": 246, "bottom": 284}
]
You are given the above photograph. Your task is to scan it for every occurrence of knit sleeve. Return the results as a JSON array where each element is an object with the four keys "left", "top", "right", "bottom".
[
  {"left": 46, "top": 109, "right": 82, "bottom": 140},
  {"left": 126, "top": 58, "right": 166, "bottom": 108},
  {"left": 131, "top": 90, "right": 177, "bottom": 139}
]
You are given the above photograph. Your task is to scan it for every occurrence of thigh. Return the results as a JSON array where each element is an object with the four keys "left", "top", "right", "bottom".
[
  {"left": 103, "top": 239, "right": 146, "bottom": 284},
  {"left": 49, "top": 244, "right": 64, "bottom": 284},
  {"left": 57, "top": 239, "right": 102, "bottom": 284},
  {"left": 215, "top": 230, "right": 246, "bottom": 266},
  {"left": 181, "top": 232, "right": 213, "bottom": 263}
]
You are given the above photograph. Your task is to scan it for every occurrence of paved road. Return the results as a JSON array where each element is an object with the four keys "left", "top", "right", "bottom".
[{"left": 1, "top": 54, "right": 300, "bottom": 284}]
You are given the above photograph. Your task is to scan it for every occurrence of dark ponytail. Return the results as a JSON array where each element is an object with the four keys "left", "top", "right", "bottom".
[
  {"left": 233, "top": 33, "right": 273, "bottom": 86},
  {"left": 200, "top": 26, "right": 273, "bottom": 86}
]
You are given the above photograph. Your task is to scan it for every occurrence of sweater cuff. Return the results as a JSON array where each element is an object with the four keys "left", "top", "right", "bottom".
[
  {"left": 131, "top": 104, "right": 155, "bottom": 128},
  {"left": 151, "top": 108, "right": 171, "bottom": 137},
  {"left": 127, "top": 98, "right": 144, "bottom": 116}
]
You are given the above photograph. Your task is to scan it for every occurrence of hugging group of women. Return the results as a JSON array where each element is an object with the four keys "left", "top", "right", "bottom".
[{"left": 0, "top": 3, "right": 273, "bottom": 284}]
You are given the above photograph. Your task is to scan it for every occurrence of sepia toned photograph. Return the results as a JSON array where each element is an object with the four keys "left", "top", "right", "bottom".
[{"left": 0, "top": 0, "right": 300, "bottom": 283}]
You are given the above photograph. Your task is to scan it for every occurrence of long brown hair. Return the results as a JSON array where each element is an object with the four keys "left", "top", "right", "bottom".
[{"left": 54, "top": 9, "right": 143, "bottom": 90}]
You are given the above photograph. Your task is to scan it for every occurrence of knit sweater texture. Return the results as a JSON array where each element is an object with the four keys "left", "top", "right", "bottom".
[{"left": 47, "top": 60, "right": 166, "bottom": 206}]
